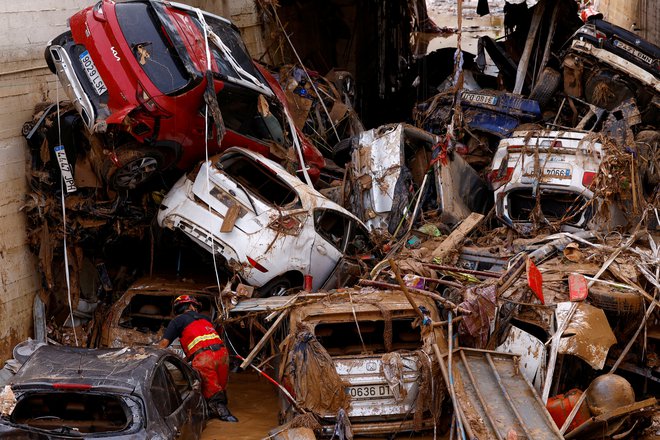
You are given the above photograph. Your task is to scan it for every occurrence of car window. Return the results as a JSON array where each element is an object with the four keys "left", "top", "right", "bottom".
[
  {"left": 188, "top": 14, "right": 260, "bottom": 82},
  {"left": 118, "top": 293, "right": 214, "bottom": 332},
  {"left": 314, "top": 318, "right": 421, "bottom": 356},
  {"left": 215, "top": 153, "right": 300, "bottom": 207},
  {"left": 314, "top": 209, "right": 369, "bottom": 255},
  {"left": 314, "top": 209, "right": 346, "bottom": 251},
  {"left": 216, "top": 83, "right": 285, "bottom": 144},
  {"left": 11, "top": 392, "right": 132, "bottom": 434},
  {"left": 115, "top": 3, "right": 190, "bottom": 94},
  {"left": 163, "top": 357, "right": 194, "bottom": 399},
  {"left": 150, "top": 363, "right": 183, "bottom": 417}
]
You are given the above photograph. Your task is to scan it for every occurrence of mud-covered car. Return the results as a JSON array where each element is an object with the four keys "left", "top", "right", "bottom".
[
  {"left": 157, "top": 147, "right": 372, "bottom": 297},
  {"left": 488, "top": 130, "right": 608, "bottom": 233},
  {"left": 278, "top": 291, "right": 443, "bottom": 436},
  {"left": 46, "top": 0, "right": 324, "bottom": 189},
  {"left": 98, "top": 277, "right": 217, "bottom": 352},
  {"left": 0, "top": 346, "right": 205, "bottom": 439}
]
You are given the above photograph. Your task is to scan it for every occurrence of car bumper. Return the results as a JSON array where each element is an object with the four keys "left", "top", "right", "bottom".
[{"left": 48, "top": 44, "right": 98, "bottom": 130}]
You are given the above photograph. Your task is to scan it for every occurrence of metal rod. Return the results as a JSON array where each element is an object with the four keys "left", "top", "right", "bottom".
[{"left": 485, "top": 353, "right": 533, "bottom": 439}]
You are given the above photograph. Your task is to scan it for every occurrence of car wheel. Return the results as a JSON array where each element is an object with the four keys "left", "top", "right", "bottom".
[
  {"left": 529, "top": 67, "right": 560, "bottom": 108},
  {"left": 588, "top": 284, "right": 643, "bottom": 315},
  {"left": 104, "top": 146, "right": 163, "bottom": 190},
  {"left": 255, "top": 275, "right": 302, "bottom": 298},
  {"left": 44, "top": 47, "right": 56, "bottom": 74}
]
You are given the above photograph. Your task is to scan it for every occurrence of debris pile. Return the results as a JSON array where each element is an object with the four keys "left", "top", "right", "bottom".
[{"left": 7, "top": 0, "right": 659, "bottom": 438}]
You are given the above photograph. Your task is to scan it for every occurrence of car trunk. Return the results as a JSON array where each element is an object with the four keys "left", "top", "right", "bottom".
[{"left": 191, "top": 152, "right": 301, "bottom": 235}]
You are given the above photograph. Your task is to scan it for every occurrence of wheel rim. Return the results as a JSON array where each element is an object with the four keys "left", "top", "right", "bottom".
[{"left": 113, "top": 157, "right": 159, "bottom": 189}]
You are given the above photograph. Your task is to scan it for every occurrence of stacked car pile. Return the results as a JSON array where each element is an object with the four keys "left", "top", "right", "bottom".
[{"left": 5, "top": 0, "right": 659, "bottom": 438}]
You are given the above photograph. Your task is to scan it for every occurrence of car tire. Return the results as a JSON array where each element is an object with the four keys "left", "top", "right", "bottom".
[
  {"left": 332, "top": 136, "right": 357, "bottom": 167},
  {"left": 529, "top": 67, "right": 560, "bottom": 108},
  {"left": 588, "top": 284, "right": 643, "bottom": 315},
  {"left": 255, "top": 275, "right": 303, "bottom": 298},
  {"left": 44, "top": 47, "right": 56, "bottom": 74},
  {"left": 103, "top": 146, "right": 164, "bottom": 190}
]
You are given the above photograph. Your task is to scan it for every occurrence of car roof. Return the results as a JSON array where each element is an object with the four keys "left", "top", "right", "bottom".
[
  {"left": 219, "top": 147, "right": 367, "bottom": 225},
  {"left": 124, "top": 276, "right": 218, "bottom": 296},
  {"left": 12, "top": 346, "right": 166, "bottom": 393},
  {"left": 290, "top": 289, "right": 439, "bottom": 324}
]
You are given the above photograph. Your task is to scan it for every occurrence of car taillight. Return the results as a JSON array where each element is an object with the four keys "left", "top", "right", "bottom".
[
  {"left": 93, "top": 1, "right": 106, "bottom": 21},
  {"left": 53, "top": 383, "right": 93, "bottom": 391},
  {"left": 136, "top": 82, "right": 171, "bottom": 117},
  {"left": 506, "top": 145, "right": 524, "bottom": 153},
  {"left": 582, "top": 171, "right": 597, "bottom": 187},
  {"left": 247, "top": 257, "right": 268, "bottom": 273},
  {"left": 488, "top": 166, "right": 514, "bottom": 190}
]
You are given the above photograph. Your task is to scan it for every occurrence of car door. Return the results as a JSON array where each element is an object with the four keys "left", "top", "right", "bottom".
[
  {"left": 150, "top": 357, "right": 204, "bottom": 439},
  {"left": 310, "top": 208, "right": 370, "bottom": 290}
]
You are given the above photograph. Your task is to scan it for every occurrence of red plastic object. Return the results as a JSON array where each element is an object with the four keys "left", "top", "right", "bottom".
[
  {"left": 526, "top": 258, "right": 545, "bottom": 305},
  {"left": 546, "top": 389, "right": 591, "bottom": 433},
  {"left": 304, "top": 274, "right": 313, "bottom": 291},
  {"left": 568, "top": 273, "right": 588, "bottom": 301}
]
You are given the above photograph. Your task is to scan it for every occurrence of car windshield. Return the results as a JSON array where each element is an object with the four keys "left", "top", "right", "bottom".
[
  {"left": 118, "top": 293, "right": 213, "bottom": 332},
  {"left": 115, "top": 2, "right": 191, "bottom": 94},
  {"left": 215, "top": 153, "right": 300, "bottom": 207},
  {"left": 314, "top": 318, "right": 421, "bottom": 356},
  {"left": 11, "top": 392, "right": 132, "bottom": 434}
]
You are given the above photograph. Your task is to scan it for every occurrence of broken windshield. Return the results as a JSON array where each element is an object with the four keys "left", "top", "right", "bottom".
[
  {"left": 115, "top": 3, "right": 191, "bottom": 94},
  {"left": 11, "top": 392, "right": 133, "bottom": 434}
]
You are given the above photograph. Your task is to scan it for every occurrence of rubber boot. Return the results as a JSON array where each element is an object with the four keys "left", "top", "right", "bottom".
[{"left": 208, "top": 390, "right": 238, "bottom": 422}]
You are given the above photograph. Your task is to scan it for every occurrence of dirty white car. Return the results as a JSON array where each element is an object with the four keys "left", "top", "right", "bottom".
[
  {"left": 278, "top": 290, "right": 443, "bottom": 435},
  {"left": 157, "top": 147, "right": 371, "bottom": 296},
  {"left": 488, "top": 130, "right": 611, "bottom": 233}
]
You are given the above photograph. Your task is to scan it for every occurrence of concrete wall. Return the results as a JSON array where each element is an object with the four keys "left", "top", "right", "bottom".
[
  {"left": 597, "top": 0, "right": 659, "bottom": 46},
  {"left": 0, "top": 1, "right": 94, "bottom": 361}
]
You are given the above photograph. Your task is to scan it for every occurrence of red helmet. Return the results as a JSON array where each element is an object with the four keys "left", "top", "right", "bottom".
[{"left": 173, "top": 294, "right": 201, "bottom": 309}]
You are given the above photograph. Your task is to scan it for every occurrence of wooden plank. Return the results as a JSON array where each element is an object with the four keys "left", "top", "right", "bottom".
[
  {"left": 513, "top": 1, "right": 546, "bottom": 94},
  {"left": 432, "top": 212, "right": 484, "bottom": 262},
  {"left": 220, "top": 204, "right": 241, "bottom": 232},
  {"left": 240, "top": 308, "right": 290, "bottom": 369}
]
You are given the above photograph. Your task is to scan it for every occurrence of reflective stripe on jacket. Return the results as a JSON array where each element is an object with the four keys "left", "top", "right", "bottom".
[{"left": 179, "top": 318, "right": 222, "bottom": 358}]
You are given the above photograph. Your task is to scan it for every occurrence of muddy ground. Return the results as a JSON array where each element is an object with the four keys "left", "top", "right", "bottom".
[{"left": 202, "top": 372, "right": 443, "bottom": 439}]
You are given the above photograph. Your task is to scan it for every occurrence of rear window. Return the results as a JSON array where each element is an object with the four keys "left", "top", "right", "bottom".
[
  {"left": 215, "top": 154, "right": 300, "bottom": 207},
  {"left": 11, "top": 392, "right": 132, "bottom": 434},
  {"left": 314, "top": 318, "right": 421, "bottom": 356},
  {"left": 119, "top": 294, "right": 214, "bottom": 332},
  {"left": 116, "top": 3, "right": 190, "bottom": 94}
]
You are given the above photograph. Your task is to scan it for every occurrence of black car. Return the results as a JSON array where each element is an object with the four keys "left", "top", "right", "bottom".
[{"left": 0, "top": 346, "right": 206, "bottom": 439}]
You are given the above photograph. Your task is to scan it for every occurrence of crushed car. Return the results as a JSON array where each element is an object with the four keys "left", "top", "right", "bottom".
[
  {"left": 157, "top": 147, "right": 373, "bottom": 297},
  {"left": 0, "top": 346, "right": 206, "bottom": 439},
  {"left": 46, "top": 0, "right": 324, "bottom": 189},
  {"left": 277, "top": 290, "right": 444, "bottom": 436},
  {"left": 95, "top": 277, "right": 218, "bottom": 353}
]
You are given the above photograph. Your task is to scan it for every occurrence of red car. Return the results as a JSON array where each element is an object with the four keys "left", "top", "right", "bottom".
[{"left": 46, "top": 0, "right": 324, "bottom": 189}]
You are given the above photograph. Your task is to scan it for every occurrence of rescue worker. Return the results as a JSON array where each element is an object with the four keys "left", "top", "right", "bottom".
[{"left": 158, "top": 294, "right": 238, "bottom": 422}]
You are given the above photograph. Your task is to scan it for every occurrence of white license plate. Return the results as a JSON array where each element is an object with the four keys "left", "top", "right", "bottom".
[
  {"left": 461, "top": 91, "right": 498, "bottom": 105},
  {"left": 346, "top": 384, "right": 393, "bottom": 400},
  {"left": 79, "top": 50, "right": 107, "bottom": 95},
  {"left": 613, "top": 40, "right": 654, "bottom": 65},
  {"left": 543, "top": 168, "right": 571, "bottom": 179}
]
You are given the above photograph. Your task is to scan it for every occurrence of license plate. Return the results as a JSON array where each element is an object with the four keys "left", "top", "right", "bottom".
[
  {"left": 79, "top": 50, "right": 107, "bottom": 95},
  {"left": 613, "top": 39, "right": 654, "bottom": 65},
  {"left": 346, "top": 384, "right": 393, "bottom": 400},
  {"left": 543, "top": 168, "right": 571, "bottom": 179},
  {"left": 461, "top": 91, "right": 498, "bottom": 106}
]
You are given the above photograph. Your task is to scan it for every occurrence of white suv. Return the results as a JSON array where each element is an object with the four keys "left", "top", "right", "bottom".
[{"left": 157, "top": 148, "right": 371, "bottom": 296}]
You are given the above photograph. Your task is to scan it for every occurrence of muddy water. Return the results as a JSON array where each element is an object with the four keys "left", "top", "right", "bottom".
[{"left": 202, "top": 371, "right": 445, "bottom": 439}]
